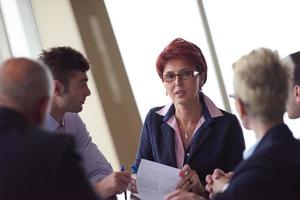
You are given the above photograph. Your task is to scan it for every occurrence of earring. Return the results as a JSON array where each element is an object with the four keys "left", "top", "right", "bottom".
[{"left": 166, "top": 91, "right": 168, "bottom": 96}]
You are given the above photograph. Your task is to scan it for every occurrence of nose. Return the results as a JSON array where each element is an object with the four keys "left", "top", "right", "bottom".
[{"left": 174, "top": 75, "right": 183, "bottom": 85}]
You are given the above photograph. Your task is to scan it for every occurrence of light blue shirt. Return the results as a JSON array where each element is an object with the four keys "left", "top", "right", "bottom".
[
  {"left": 243, "top": 139, "right": 261, "bottom": 160},
  {"left": 43, "top": 112, "right": 113, "bottom": 183}
]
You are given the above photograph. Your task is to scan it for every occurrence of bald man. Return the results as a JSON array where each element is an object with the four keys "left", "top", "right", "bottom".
[{"left": 0, "top": 58, "right": 99, "bottom": 200}]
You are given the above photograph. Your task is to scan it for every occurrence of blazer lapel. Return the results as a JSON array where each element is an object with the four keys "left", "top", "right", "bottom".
[
  {"left": 160, "top": 122, "right": 177, "bottom": 167},
  {"left": 187, "top": 120, "right": 214, "bottom": 162}
]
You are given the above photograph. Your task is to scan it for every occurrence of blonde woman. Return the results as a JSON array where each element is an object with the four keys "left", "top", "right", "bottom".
[{"left": 166, "top": 48, "right": 300, "bottom": 200}]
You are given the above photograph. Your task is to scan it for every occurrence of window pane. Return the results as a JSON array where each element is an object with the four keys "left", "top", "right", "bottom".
[
  {"left": 204, "top": 0, "right": 300, "bottom": 144},
  {"left": 0, "top": 0, "right": 30, "bottom": 57}
]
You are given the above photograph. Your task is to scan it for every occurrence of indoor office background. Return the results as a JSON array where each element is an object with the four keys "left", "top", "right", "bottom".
[{"left": 0, "top": 0, "right": 299, "bottom": 171}]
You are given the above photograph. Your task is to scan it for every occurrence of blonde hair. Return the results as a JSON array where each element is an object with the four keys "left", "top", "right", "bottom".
[{"left": 233, "top": 48, "right": 291, "bottom": 122}]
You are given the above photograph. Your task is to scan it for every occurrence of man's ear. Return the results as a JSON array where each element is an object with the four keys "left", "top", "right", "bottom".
[
  {"left": 294, "top": 85, "right": 300, "bottom": 103},
  {"left": 53, "top": 80, "right": 64, "bottom": 96},
  {"left": 236, "top": 97, "right": 247, "bottom": 118}
]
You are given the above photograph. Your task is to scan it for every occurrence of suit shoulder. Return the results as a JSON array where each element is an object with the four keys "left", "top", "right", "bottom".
[
  {"left": 144, "top": 106, "right": 166, "bottom": 120},
  {"left": 216, "top": 109, "right": 240, "bottom": 123},
  {"left": 219, "top": 109, "right": 238, "bottom": 118},
  {"left": 33, "top": 128, "right": 75, "bottom": 152},
  {"left": 148, "top": 106, "right": 165, "bottom": 113}
]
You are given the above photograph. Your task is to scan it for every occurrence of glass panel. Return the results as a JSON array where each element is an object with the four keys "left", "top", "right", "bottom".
[
  {"left": 0, "top": 0, "right": 31, "bottom": 57},
  {"left": 0, "top": 2, "right": 12, "bottom": 60},
  {"left": 204, "top": 0, "right": 300, "bottom": 145}
]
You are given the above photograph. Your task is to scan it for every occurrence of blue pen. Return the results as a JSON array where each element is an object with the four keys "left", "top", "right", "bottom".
[
  {"left": 120, "top": 165, "right": 127, "bottom": 200},
  {"left": 130, "top": 164, "right": 138, "bottom": 195},
  {"left": 131, "top": 164, "right": 138, "bottom": 174}
]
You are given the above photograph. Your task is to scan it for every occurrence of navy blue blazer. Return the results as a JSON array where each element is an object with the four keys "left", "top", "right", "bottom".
[
  {"left": 214, "top": 124, "right": 300, "bottom": 200},
  {"left": 135, "top": 94, "right": 245, "bottom": 184},
  {"left": 0, "top": 107, "right": 99, "bottom": 200}
]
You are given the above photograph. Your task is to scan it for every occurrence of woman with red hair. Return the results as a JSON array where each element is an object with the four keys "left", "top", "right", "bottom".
[{"left": 132, "top": 38, "right": 245, "bottom": 195}]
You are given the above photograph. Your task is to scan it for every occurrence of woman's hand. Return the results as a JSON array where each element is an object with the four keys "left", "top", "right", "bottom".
[
  {"left": 128, "top": 174, "right": 138, "bottom": 194},
  {"left": 165, "top": 189, "right": 206, "bottom": 200},
  {"left": 176, "top": 164, "right": 205, "bottom": 195}
]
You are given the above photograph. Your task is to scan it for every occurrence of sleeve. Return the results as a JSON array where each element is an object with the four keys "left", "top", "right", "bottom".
[
  {"left": 69, "top": 114, "right": 113, "bottom": 183},
  {"left": 212, "top": 162, "right": 269, "bottom": 200},
  {"left": 135, "top": 110, "right": 154, "bottom": 168},
  {"left": 222, "top": 115, "right": 245, "bottom": 172},
  {"left": 53, "top": 136, "right": 101, "bottom": 200}
]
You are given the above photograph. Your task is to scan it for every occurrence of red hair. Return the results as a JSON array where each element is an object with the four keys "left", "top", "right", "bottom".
[{"left": 156, "top": 38, "right": 207, "bottom": 83}]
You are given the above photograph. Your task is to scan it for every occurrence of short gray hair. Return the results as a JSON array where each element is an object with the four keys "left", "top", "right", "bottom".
[
  {"left": 233, "top": 48, "right": 291, "bottom": 122},
  {"left": 0, "top": 58, "right": 53, "bottom": 111}
]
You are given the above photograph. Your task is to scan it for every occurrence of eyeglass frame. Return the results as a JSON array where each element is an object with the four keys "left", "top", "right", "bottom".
[
  {"left": 229, "top": 94, "right": 236, "bottom": 99},
  {"left": 161, "top": 68, "right": 202, "bottom": 83}
]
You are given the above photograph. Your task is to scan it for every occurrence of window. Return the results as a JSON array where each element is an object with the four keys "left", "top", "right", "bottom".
[{"left": 105, "top": 0, "right": 300, "bottom": 149}]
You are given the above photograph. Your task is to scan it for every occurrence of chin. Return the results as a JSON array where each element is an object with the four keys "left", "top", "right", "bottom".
[{"left": 70, "top": 106, "right": 83, "bottom": 113}]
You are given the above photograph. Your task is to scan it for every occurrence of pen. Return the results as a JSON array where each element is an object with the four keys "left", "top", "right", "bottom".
[
  {"left": 130, "top": 164, "right": 138, "bottom": 195},
  {"left": 131, "top": 164, "right": 138, "bottom": 174},
  {"left": 120, "top": 164, "right": 127, "bottom": 200}
]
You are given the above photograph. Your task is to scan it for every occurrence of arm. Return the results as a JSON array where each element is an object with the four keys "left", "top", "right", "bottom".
[
  {"left": 135, "top": 112, "right": 154, "bottom": 166},
  {"left": 94, "top": 171, "right": 131, "bottom": 199},
  {"left": 212, "top": 162, "right": 268, "bottom": 200},
  {"left": 53, "top": 136, "right": 100, "bottom": 200},
  {"left": 71, "top": 114, "right": 131, "bottom": 199},
  {"left": 71, "top": 114, "right": 113, "bottom": 182},
  {"left": 129, "top": 111, "right": 154, "bottom": 193},
  {"left": 222, "top": 115, "right": 245, "bottom": 172}
]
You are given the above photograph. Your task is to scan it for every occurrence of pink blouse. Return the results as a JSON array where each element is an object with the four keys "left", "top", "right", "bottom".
[{"left": 155, "top": 93, "right": 223, "bottom": 168}]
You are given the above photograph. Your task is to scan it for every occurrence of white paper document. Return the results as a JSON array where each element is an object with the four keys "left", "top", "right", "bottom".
[{"left": 136, "top": 159, "right": 181, "bottom": 200}]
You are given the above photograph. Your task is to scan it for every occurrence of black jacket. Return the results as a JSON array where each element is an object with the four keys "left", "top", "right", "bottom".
[
  {"left": 0, "top": 107, "right": 99, "bottom": 200},
  {"left": 214, "top": 123, "right": 300, "bottom": 200}
]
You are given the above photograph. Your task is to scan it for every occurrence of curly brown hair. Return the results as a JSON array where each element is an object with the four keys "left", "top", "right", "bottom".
[{"left": 39, "top": 46, "right": 90, "bottom": 90}]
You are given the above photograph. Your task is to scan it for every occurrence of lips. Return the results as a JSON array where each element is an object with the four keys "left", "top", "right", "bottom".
[{"left": 175, "top": 90, "right": 185, "bottom": 95}]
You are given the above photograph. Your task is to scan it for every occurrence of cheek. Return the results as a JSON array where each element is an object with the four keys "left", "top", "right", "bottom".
[{"left": 163, "top": 83, "right": 172, "bottom": 93}]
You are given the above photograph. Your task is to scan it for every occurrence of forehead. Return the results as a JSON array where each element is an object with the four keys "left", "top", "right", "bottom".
[{"left": 164, "top": 58, "right": 194, "bottom": 72}]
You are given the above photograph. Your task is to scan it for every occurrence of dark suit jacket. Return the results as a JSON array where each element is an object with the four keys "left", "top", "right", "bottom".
[
  {"left": 214, "top": 123, "right": 300, "bottom": 200},
  {"left": 0, "top": 107, "right": 99, "bottom": 200},
  {"left": 135, "top": 94, "right": 245, "bottom": 184}
]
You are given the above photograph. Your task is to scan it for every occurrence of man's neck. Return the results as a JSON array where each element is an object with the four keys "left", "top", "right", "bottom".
[
  {"left": 50, "top": 105, "right": 65, "bottom": 122},
  {"left": 251, "top": 118, "right": 283, "bottom": 140}
]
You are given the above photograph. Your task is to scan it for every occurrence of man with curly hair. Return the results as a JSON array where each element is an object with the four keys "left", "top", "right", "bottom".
[{"left": 40, "top": 47, "right": 130, "bottom": 199}]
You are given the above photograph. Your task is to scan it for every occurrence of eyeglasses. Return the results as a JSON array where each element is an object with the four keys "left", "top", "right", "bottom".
[
  {"left": 162, "top": 69, "right": 201, "bottom": 82},
  {"left": 229, "top": 94, "right": 236, "bottom": 99}
]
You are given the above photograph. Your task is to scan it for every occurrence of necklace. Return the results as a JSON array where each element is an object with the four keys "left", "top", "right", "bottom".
[
  {"left": 178, "top": 125, "right": 190, "bottom": 139},
  {"left": 176, "top": 116, "right": 199, "bottom": 140},
  {"left": 184, "top": 131, "right": 189, "bottom": 139}
]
